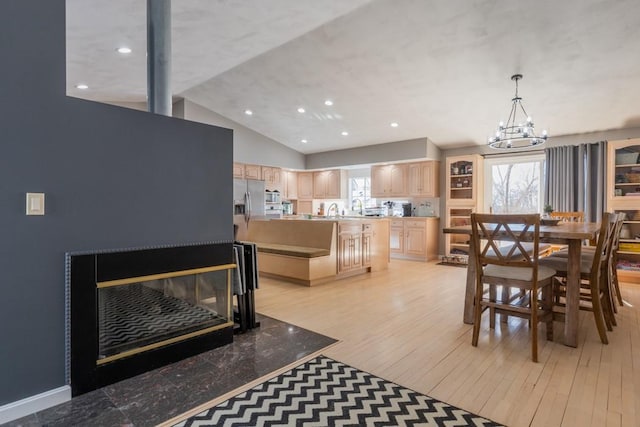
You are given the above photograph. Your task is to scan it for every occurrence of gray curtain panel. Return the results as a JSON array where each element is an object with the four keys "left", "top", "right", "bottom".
[{"left": 544, "top": 141, "right": 607, "bottom": 222}]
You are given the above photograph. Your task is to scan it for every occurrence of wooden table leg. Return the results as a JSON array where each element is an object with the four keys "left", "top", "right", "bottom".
[
  {"left": 463, "top": 240, "right": 477, "bottom": 324},
  {"left": 564, "top": 239, "right": 581, "bottom": 347}
]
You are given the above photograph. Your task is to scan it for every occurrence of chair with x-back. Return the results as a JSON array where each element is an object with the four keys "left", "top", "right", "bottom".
[{"left": 470, "top": 213, "right": 557, "bottom": 362}]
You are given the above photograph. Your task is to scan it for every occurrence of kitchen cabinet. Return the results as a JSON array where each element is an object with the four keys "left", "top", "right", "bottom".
[
  {"left": 361, "top": 223, "right": 372, "bottom": 267},
  {"left": 338, "top": 223, "right": 362, "bottom": 273},
  {"left": 371, "top": 164, "right": 407, "bottom": 197},
  {"left": 389, "top": 217, "right": 439, "bottom": 261},
  {"left": 233, "top": 162, "right": 244, "bottom": 179},
  {"left": 408, "top": 161, "right": 439, "bottom": 197},
  {"left": 607, "top": 138, "right": 640, "bottom": 283},
  {"left": 282, "top": 170, "right": 298, "bottom": 200},
  {"left": 313, "top": 169, "right": 346, "bottom": 199},
  {"left": 297, "top": 172, "right": 314, "bottom": 199},
  {"left": 262, "top": 166, "right": 283, "bottom": 192},
  {"left": 389, "top": 220, "right": 405, "bottom": 256},
  {"left": 243, "top": 164, "right": 262, "bottom": 180}
]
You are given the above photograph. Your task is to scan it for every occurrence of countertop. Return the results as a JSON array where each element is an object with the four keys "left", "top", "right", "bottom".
[{"left": 279, "top": 215, "right": 439, "bottom": 221}]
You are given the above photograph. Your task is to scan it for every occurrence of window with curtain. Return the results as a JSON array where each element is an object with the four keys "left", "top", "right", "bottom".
[
  {"left": 483, "top": 153, "right": 546, "bottom": 214},
  {"left": 544, "top": 141, "right": 607, "bottom": 222}
]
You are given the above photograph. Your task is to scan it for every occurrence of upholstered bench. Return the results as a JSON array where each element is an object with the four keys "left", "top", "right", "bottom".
[{"left": 254, "top": 243, "right": 330, "bottom": 258}]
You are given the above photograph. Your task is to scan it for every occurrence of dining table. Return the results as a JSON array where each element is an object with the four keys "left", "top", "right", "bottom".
[{"left": 443, "top": 221, "right": 601, "bottom": 347}]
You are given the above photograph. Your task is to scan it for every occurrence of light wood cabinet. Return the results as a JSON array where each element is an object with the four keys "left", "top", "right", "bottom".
[
  {"left": 261, "top": 166, "right": 283, "bottom": 192},
  {"left": 313, "top": 169, "right": 346, "bottom": 199},
  {"left": 445, "top": 155, "right": 482, "bottom": 204},
  {"left": 361, "top": 223, "right": 372, "bottom": 267},
  {"left": 283, "top": 170, "right": 298, "bottom": 200},
  {"left": 338, "top": 223, "right": 362, "bottom": 273},
  {"left": 444, "top": 154, "right": 483, "bottom": 262},
  {"left": 389, "top": 218, "right": 439, "bottom": 261},
  {"left": 371, "top": 164, "right": 407, "bottom": 198},
  {"left": 389, "top": 219, "right": 405, "bottom": 256},
  {"left": 243, "top": 164, "right": 262, "bottom": 180},
  {"left": 607, "top": 138, "right": 640, "bottom": 284},
  {"left": 408, "top": 161, "right": 439, "bottom": 197},
  {"left": 233, "top": 162, "right": 244, "bottom": 179},
  {"left": 297, "top": 172, "right": 314, "bottom": 199}
]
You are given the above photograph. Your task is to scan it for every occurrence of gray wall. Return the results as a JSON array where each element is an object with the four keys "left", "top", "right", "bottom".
[
  {"left": 179, "top": 99, "right": 306, "bottom": 169},
  {"left": 0, "top": 0, "right": 232, "bottom": 405},
  {"left": 306, "top": 137, "right": 442, "bottom": 169}
]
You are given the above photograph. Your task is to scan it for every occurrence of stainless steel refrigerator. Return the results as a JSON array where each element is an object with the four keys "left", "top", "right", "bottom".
[{"left": 233, "top": 179, "right": 266, "bottom": 238}]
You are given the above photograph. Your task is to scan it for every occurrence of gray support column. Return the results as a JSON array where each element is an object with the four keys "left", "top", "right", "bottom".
[{"left": 147, "top": 0, "right": 172, "bottom": 116}]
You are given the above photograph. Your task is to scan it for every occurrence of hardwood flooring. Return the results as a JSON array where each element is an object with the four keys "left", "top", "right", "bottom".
[{"left": 255, "top": 259, "right": 640, "bottom": 427}]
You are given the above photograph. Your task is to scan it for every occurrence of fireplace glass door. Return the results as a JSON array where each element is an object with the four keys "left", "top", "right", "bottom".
[{"left": 97, "top": 268, "right": 232, "bottom": 363}]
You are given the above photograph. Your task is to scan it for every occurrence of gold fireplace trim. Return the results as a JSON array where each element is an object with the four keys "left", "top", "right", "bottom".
[
  {"left": 96, "top": 263, "right": 235, "bottom": 365},
  {"left": 96, "top": 321, "right": 234, "bottom": 365},
  {"left": 96, "top": 264, "right": 237, "bottom": 288}
]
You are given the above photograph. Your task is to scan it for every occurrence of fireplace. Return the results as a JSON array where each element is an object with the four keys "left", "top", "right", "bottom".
[{"left": 68, "top": 243, "right": 235, "bottom": 396}]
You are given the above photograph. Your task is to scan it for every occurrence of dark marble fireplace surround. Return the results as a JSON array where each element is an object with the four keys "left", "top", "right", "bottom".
[{"left": 68, "top": 243, "right": 236, "bottom": 397}]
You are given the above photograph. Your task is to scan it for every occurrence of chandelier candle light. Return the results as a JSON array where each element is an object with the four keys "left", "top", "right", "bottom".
[{"left": 488, "top": 74, "right": 548, "bottom": 149}]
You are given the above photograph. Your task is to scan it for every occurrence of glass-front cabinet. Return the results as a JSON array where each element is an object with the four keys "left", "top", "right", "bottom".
[{"left": 607, "top": 138, "right": 640, "bottom": 283}]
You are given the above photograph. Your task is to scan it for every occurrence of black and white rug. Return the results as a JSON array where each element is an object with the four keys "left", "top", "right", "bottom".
[{"left": 173, "top": 356, "right": 503, "bottom": 427}]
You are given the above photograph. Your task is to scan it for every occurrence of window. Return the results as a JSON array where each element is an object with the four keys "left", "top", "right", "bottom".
[
  {"left": 483, "top": 154, "right": 545, "bottom": 214},
  {"left": 349, "top": 172, "right": 376, "bottom": 214}
]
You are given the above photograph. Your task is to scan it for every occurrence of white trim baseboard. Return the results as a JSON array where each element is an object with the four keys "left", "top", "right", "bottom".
[{"left": 0, "top": 386, "right": 71, "bottom": 424}]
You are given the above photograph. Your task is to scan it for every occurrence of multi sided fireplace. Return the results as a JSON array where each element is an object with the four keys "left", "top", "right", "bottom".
[{"left": 68, "top": 243, "right": 235, "bottom": 396}]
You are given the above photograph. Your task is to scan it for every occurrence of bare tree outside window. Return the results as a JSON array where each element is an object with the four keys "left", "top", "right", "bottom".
[{"left": 490, "top": 161, "right": 542, "bottom": 214}]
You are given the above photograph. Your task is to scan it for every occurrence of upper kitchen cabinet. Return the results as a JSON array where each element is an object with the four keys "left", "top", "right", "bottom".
[
  {"left": 262, "top": 166, "right": 283, "bottom": 192},
  {"left": 445, "top": 155, "right": 483, "bottom": 204},
  {"left": 313, "top": 169, "right": 347, "bottom": 199},
  {"left": 297, "top": 172, "right": 314, "bottom": 200},
  {"left": 282, "top": 170, "right": 298, "bottom": 200},
  {"left": 371, "top": 164, "right": 407, "bottom": 198},
  {"left": 233, "top": 162, "right": 245, "bottom": 179},
  {"left": 408, "top": 161, "right": 440, "bottom": 197},
  {"left": 243, "top": 164, "right": 262, "bottom": 180}
]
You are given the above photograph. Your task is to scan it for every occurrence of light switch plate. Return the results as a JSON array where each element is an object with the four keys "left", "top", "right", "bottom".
[{"left": 26, "top": 193, "right": 45, "bottom": 215}]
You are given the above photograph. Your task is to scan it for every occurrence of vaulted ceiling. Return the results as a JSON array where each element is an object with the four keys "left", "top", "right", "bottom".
[{"left": 66, "top": 0, "right": 640, "bottom": 154}]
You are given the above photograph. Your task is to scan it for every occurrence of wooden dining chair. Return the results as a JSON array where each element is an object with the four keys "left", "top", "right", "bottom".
[
  {"left": 549, "top": 212, "right": 625, "bottom": 314},
  {"left": 470, "top": 213, "right": 556, "bottom": 362},
  {"left": 549, "top": 211, "right": 585, "bottom": 222},
  {"left": 539, "top": 212, "right": 616, "bottom": 344}
]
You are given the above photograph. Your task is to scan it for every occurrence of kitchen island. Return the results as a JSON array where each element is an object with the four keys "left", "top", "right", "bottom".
[{"left": 245, "top": 217, "right": 390, "bottom": 286}]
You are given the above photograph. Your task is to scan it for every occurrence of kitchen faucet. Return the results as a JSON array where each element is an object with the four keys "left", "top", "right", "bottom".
[
  {"left": 352, "top": 198, "right": 363, "bottom": 215},
  {"left": 326, "top": 202, "right": 339, "bottom": 217}
]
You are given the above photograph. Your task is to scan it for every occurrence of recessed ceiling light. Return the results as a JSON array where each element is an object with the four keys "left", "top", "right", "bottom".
[
  {"left": 116, "top": 47, "right": 132, "bottom": 54},
  {"left": 390, "top": 122, "right": 399, "bottom": 128},
  {"left": 76, "top": 84, "right": 89, "bottom": 90},
  {"left": 341, "top": 131, "right": 349, "bottom": 136},
  {"left": 301, "top": 139, "right": 308, "bottom": 143},
  {"left": 297, "top": 107, "right": 305, "bottom": 113},
  {"left": 324, "top": 100, "right": 333, "bottom": 106},
  {"left": 244, "top": 109, "right": 253, "bottom": 116}
]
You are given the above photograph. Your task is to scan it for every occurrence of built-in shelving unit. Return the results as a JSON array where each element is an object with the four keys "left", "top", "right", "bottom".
[
  {"left": 444, "top": 155, "right": 484, "bottom": 262},
  {"left": 607, "top": 138, "right": 640, "bottom": 284}
]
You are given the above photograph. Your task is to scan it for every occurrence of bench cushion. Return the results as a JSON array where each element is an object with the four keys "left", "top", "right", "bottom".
[{"left": 255, "top": 243, "right": 330, "bottom": 258}]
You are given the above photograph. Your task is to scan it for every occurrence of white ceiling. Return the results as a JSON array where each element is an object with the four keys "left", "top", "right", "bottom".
[{"left": 66, "top": 0, "right": 640, "bottom": 154}]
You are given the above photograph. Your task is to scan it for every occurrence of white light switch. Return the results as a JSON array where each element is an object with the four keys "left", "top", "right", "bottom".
[{"left": 26, "top": 193, "right": 45, "bottom": 215}]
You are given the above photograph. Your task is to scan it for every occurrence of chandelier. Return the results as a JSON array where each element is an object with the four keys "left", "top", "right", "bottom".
[{"left": 488, "top": 74, "right": 548, "bottom": 149}]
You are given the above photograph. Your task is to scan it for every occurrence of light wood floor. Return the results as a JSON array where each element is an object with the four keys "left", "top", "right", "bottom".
[{"left": 255, "top": 259, "right": 640, "bottom": 427}]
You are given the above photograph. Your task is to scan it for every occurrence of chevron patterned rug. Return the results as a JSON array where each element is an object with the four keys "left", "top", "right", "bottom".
[{"left": 172, "top": 355, "right": 503, "bottom": 427}]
